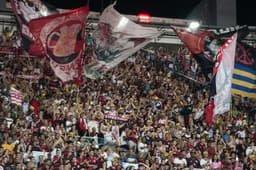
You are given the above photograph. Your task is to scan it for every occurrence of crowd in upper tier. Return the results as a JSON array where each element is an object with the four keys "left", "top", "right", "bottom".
[{"left": 0, "top": 27, "right": 256, "bottom": 170}]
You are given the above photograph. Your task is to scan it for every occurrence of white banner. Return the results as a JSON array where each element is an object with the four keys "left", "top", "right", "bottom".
[
  {"left": 213, "top": 33, "right": 237, "bottom": 116},
  {"left": 83, "top": 4, "right": 161, "bottom": 79},
  {"left": 10, "top": 87, "right": 23, "bottom": 105}
]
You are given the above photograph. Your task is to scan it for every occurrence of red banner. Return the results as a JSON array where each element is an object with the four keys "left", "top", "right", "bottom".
[
  {"left": 171, "top": 27, "right": 214, "bottom": 55},
  {"left": 29, "top": 6, "right": 89, "bottom": 84}
]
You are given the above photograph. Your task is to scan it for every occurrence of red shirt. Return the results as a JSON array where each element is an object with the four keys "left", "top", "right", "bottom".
[
  {"left": 208, "top": 147, "right": 215, "bottom": 158},
  {"left": 52, "top": 155, "right": 62, "bottom": 169},
  {"left": 30, "top": 100, "right": 39, "bottom": 114}
]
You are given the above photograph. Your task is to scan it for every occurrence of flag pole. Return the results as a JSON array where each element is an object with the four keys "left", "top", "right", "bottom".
[{"left": 230, "top": 95, "right": 233, "bottom": 120}]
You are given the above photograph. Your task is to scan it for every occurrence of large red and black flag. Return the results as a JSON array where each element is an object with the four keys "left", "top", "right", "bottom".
[
  {"left": 29, "top": 6, "right": 89, "bottom": 84},
  {"left": 171, "top": 26, "right": 224, "bottom": 81},
  {"left": 171, "top": 25, "right": 248, "bottom": 82},
  {"left": 208, "top": 25, "right": 249, "bottom": 41},
  {"left": 10, "top": 0, "right": 58, "bottom": 55}
]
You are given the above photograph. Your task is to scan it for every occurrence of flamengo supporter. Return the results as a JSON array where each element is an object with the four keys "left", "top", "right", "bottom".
[{"left": 0, "top": 31, "right": 256, "bottom": 169}]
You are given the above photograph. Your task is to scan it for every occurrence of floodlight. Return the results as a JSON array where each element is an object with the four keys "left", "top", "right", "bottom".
[{"left": 189, "top": 21, "right": 200, "bottom": 29}]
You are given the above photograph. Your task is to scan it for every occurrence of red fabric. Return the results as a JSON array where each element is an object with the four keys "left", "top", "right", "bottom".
[
  {"left": 207, "top": 147, "right": 215, "bottom": 158},
  {"left": 29, "top": 43, "right": 45, "bottom": 57},
  {"left": 78, "top": 118, "right": 86, "bottom": 132},
  {"left": 212, "top": 45, "right": 223, "bottom": 76},
  {"left": 174, "top": 28, "right": 214, "bottom": 54},
  {"left": 205, "top": 99, "right": 215, "bottom": 126},
  {"left": 30, "top": 100, "right": 39, "bottom": 114},
  {"left": 29, "top": 6, "right": 89, "bottom": 84}
]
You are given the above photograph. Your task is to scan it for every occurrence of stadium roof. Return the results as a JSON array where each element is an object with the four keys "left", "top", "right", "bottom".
[{"left": 42, "top": 0, "right": 256, "bottom": 26}]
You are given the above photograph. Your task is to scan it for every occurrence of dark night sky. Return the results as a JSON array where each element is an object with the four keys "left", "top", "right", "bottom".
[{"left": 42, "top": 0, "right": 256, "bottom": 26}]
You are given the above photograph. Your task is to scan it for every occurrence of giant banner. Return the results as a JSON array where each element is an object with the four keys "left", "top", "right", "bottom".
[
  {"left": 83, "top": 4, "right": 161, "bottom": 79},
  {"left": 171, "top": 26, "right": 224, "bottom": 80},
  {"left": 29, "top": 6, "right": 89, "bottom": 83},
  {"left": 212, "top": 33, "right": 237, "bottom": 117}
]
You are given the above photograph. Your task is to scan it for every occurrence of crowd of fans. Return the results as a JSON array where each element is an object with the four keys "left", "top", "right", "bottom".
[
  {"left": 0, "top": 27, "right": 256, "bottom": 170},
  {"left": 0, "top": 26, "right": 20, "bottom": 50}
]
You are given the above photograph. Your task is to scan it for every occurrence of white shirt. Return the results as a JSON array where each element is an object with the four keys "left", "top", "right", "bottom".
[
  {"left": 173, "top": 157, "right": 187, "bottom": 166},
  {"left": 104, "top": 132, "right": 114, "bottom": 143},
  {"left": 246, "top": 146, "right": 256, "bottom": 156},
  {"left": 120, "top": 131, "right": 128, "bottom": 145},
  {"left": 237, "top": 130, "right": 246, "bottom": 138},
  {"left": 22, "top": 102, "right": 29, "bottom": 113},
  {"left": 65, "top": 120, "right": 72, "bottom": 132},
  {"left": 5, "top": 117, "right": 13, "bottom": 128},
  {"left": 112, "top": 126, "right": 119, "bottom": 139},
  {"left": 107, "top": 152, "right": 119, "bottom": 168},
  {"left": 111, "top": 75, "right": 117, "bottom": 84},
  {"left": 200, "top": 158, "right": 211, "bottom": 166},
  {"left": 138, "top": 142, "right": 148, "bottom": 153}
]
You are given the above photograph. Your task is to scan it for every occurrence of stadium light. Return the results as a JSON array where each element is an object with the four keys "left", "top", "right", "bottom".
[
  {"left": 189, "top": 21, "right": 200, "bottom": 30},
  {"left": 138, "top": 13, "right": 151, "bottom": 23}
]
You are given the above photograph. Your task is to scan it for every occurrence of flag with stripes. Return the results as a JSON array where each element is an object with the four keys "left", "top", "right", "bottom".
[
  {"left": 10, "top": 87, "right": 23, "bottom": 105},
  {"left": 104, "top": 114, "right": 129, "bottom": 121},
  {"left": 231, "top": 42, "right": 256, "bottom": 98},
  {"left": 205, "top": 33, "right": 237, "bottom": 125},
  {"left": 213, "top": 33, "right": 237, "bottom": 117}
]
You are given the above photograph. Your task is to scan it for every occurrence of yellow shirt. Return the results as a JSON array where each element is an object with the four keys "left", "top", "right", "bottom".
[{"left": 2, "top": 143, "right": 15, "bottom": 151}]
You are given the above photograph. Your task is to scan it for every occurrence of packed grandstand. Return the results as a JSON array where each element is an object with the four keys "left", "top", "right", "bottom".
[{"left": 0, "top": 1, "right": 256, "bottom": 170}]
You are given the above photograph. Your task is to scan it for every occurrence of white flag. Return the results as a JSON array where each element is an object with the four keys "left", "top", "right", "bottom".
[
  {"left": 213, "top": 33, "right": 237, "bottom": 117},
  {"left": 83, "top": 4, "right": 161, "bottom": 79}
]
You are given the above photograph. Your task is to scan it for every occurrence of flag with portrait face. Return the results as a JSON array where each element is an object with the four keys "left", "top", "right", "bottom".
[{"left": 29, "top": 6, "right": 89, "bottom": 84}]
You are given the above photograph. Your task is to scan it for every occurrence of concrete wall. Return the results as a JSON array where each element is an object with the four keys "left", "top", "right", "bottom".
[
  {"left": 0, "top": 0, "right": 11, "bottom": 12},
  {"left": 188, "top": 0, "right": 237, "bottom": 26},
  {"left": 188, "top": 0, "right": 217, "bottom": 26},
  {"left": 216, "top": 0, "right": 236, "bottom": 26}
]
